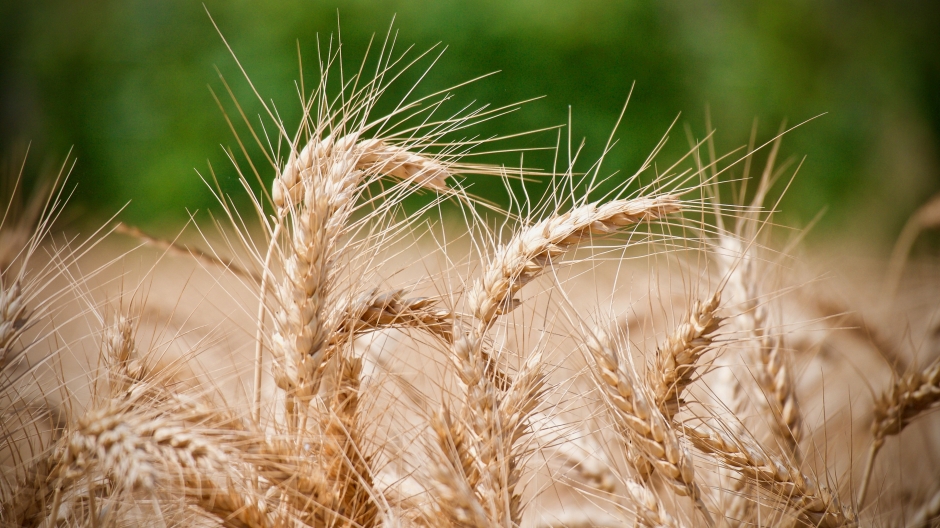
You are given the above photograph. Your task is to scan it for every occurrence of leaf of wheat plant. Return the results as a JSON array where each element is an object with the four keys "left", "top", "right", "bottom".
[{"left": 2, "top": 22, "right": 939, "bottom": 528}]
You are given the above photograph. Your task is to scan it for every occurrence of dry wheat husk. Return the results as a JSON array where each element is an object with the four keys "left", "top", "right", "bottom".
[{"left": 625, "top": 479, "right": 688, "bottom": 528}]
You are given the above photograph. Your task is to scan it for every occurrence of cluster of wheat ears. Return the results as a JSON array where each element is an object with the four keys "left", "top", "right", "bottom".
[{"left": 2, "top": 30, "right": 940, "bottom": 528}]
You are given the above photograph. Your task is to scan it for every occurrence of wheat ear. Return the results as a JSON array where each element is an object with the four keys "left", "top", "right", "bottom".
[
  {"left": 433, "top": 345, "right": 546, "bottom": 527},
  {"left": 273, "top": 134, "right": 452, "bottom": 209},
  {"left": 858, "top": 357, "right": 940, "bottom": 505},
  {"left": 747, "top": 285, "right": 802, "bottom": 458},
  {"left": 468, "top": 196, "right": 681, "bottom": 327},
  {"left": 333, "top": 288, "right": 454, "bottom": 347},
  {"left": 584, "top": 327, "right": 712, "bottom": 524},
  {"left": 427, "top": 406, "right": 490, "bottom": 527},
  {"left": 320, "top": 355, "right": 379, "bottom": 527},
  {"left": 683, "top": 424, "right": 854, "bottom": 528},
  {"left": 101, "top": 316, "right": 147, "bottom": 397},
  {"left": 625, "top": 479, "right": 688, "bottom": 528},
  {"left": 649, "top": 293, "right": 722, "bottom": 420},
  {"left": 270, "top": 152, "right": 363, "bottom": 410},
  {"left": 33, "top": 403, "right": 265, "bottom": 528},
  {"left": 459, "top": 195, "right": 682, "bottom": 390}
]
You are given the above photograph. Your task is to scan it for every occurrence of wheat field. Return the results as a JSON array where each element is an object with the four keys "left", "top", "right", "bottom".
[{"left": 2, "top": 31, "right": 939, "bottom": 528}]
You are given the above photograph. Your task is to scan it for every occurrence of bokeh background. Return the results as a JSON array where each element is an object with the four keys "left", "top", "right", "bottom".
[{"left": 2, "top": 0, "right": 939, "bottom": 248}]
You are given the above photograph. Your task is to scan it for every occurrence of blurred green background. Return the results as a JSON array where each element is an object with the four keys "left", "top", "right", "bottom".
[{"left": 2, "top": 0, "right": 938, "bottom": 246}]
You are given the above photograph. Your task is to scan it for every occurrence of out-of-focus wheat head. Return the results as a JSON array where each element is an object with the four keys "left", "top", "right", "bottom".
[{"left": 2, "top": 25, "right": 940, "bottom": 528}]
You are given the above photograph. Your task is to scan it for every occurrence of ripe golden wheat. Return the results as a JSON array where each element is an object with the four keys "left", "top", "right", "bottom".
[{"left": 1, "top": 30, "right": 939, "bottom": 528}]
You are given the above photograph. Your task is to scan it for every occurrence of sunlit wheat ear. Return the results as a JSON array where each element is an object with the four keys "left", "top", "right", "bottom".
[
  {"left": 430, "top": 344, "right": 546, "bottom": 527},
  {"left": 269, "top": 129, "right": 456, "bottom": 404},
  {"left": 649, "top": 292, "right": 722, "bottom": 420},
  {"left": 683, "top": 423, "right": 855, "bottom": 527},
  {"left": 748, "top": 291, "right": 802, "bottom": 456},
  {"left": 858, "top": 357, "right": 940, "bottom": 505},
  {"left": 273, "top": 134, "right": 453, "bottom": 209},
  {"left": 269, "top": 156, "right": 363, "bottom": 406},
  {"left": 468, "top": 195, "right": 682, "bottom": 328},
  {"left": 583, "top": 327, "right": 712, "bottom": 524},
  {"left": 455, "top": 195, "right": 684, "bottom": 393},
  {"left": 625, "top": 479, "right": 686, "bottom": 528},
  {"left": 35, "top": 402, "right": 251, "bottom": 528},
  {"left": 332, "top": 288, "right": 454, "bottom": 348},
  {"left": 102, "top": 315, "right": 147, "bottom": 396}
]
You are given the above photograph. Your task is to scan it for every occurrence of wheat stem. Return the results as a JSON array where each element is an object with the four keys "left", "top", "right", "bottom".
[{"left": 253, "top": 221, "right": 281, "bottom": 424}]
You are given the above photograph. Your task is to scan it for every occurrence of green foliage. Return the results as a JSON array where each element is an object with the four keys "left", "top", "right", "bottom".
[{"left": 1, "top": 0, "right": 938, "bottom": 241}]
